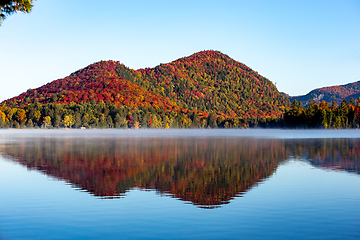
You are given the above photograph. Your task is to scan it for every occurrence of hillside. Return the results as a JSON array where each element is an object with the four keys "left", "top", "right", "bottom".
[
  {"left": 0, "top": 50, "right": 290, "bottom": 128},
  {"left": 118, "top": 50, "right": 290, "bottom": 119},
  {"left": 4, "top": 60, "right": 181, "bottom": 112},
  {"left": 289, "top": 80, "right": 360, "bottom": 106}
]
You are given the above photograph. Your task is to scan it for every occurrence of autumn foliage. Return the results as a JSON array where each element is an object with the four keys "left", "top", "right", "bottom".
[{"left": 0, "top": 51, "right": 290, "bottom": 129}]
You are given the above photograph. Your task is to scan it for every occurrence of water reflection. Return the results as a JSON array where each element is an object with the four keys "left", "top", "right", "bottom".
[
  {"left": 0, "top": 132, "right": 359, "bottom": 208},
  {"left": 286, "top": 138, "right": 360, "bottom": 174}
]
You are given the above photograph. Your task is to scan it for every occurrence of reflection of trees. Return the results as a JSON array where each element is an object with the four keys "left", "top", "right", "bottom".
[
  {"left": 1, "top": 136, "right": 359, "bottom": 208},
  {"left": 131, "top": 138, "right": 285, "bottom": 208},
  {"left": 0, "top": 137, "right": 286, "bottom": 208},
  {"left": 287, "top": 138, "right": 360, "bottom": 174}
]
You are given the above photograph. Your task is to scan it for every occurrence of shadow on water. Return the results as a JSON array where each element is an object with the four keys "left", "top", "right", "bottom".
[{"left": 0, "top": 130, "right": 359, "bottom": 208}]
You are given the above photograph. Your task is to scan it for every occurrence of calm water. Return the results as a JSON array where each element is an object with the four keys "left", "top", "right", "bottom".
[{"left": 0, "top": 129, "right": 359, "bottom": 239}]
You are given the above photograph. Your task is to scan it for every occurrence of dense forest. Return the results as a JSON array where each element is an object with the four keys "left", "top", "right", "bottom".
[
  {"left": 130, "top": 51, "right": 289, "bottom": 119},
  {"left": 1, "top": 50, "right": 359, "bottom": 129},
  {"left": 3, "top": 51, "right": 289, "bottom": 119},
  {"left": 0, "top": 101, "right": 278, "bottom": 129},
  {"left": 1, "top": 97, "right": 360, "bottom": 129},
  {"left": 284, "top": 98, "right": 360, "bottom": 128},
  {"left": 0, "top": 51, "right": 290, "bottom": 129}
]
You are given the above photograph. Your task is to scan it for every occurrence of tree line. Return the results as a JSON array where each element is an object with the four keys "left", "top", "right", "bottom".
[
  {"left": 1, "top": 97, "right": 360, "bottom": 129},
  {"left": 0, "top": 100, "right": 274, "bottom": 129},
  {"left": 284, "top": 98, "right": 360, "bottom": 128}
]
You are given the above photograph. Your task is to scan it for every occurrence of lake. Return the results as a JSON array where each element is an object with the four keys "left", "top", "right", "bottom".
[{"left": 0, "top": 129, "right": 359, "bottom": 239}]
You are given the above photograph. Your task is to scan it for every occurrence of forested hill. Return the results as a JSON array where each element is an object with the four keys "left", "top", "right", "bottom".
[
  {"left": 289, "top": 80, "right": 360, "bottom": 106},
  {"left": 4, "top": 60, "right": 181, "bottom": 112},
  {"left": 124, "top": 51, "right": 290, "bottom": 119},
  {"left": 1, "top": 51, "right": 290, "bottom": 128}
]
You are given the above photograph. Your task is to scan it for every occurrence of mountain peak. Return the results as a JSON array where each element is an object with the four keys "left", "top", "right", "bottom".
[{"left": 133, "top": 51, "right": 289, "bottom": 118}]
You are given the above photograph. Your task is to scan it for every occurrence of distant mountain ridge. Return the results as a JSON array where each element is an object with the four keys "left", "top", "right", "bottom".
[
  {"left": 2, "top": 50, "right": 289, "bottom": 119},
  {"left": 289, "top": 80, "right": 360, "bottom": 105}
]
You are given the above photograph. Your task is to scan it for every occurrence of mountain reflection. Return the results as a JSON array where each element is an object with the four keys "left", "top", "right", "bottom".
[
  {"left": 288, "top": 138, "right": 360, "bottom": 174},
  {"left": 1, "top": 134, "right": 359, "bottom": 208}
]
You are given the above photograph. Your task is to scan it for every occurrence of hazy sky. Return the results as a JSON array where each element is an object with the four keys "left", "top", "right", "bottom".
[{"left": 0, "top": 0, "right": 359, "bottom": 102}]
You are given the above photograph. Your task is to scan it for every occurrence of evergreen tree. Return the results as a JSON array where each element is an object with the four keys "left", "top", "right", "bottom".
[
  {"left": 26, "top": 119, "right": 34, "bottom": 128},
  {"left": 74, "top": 112, "right": 82, "bottom": 128}
]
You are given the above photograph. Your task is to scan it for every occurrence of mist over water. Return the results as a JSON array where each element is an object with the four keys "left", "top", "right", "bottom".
[{"left": 1, "top": 128, "right": 360, "bottom": 140}]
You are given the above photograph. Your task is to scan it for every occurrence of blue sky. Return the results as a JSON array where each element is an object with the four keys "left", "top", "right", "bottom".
[{"left": 0, "top": 0, "right": 359, "bottom": 102}]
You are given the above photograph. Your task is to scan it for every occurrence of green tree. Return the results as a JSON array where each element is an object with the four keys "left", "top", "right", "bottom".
[
  {"left": 339, "top": 99, "right": 349, "bottom": 127},
  {"left": 320, "top": 109, "right": 328, "bottom": 128},
  {"left": 97, "top": 114, "right": 108, "bottom": 128},
  {"left": 33, "top": 110, "right": 41, "bottom": 124},
  {"left": 114, "top": 113, "right": 127, "bottom": 128},
  {"left": 74, "top": 112, "right": 82, "bottom": 128},
  {"left": 208, "top": 112, "right": 217, "bottom": 128},
  {"left": 53, "top": 114, "right": 61, "bottom": 128},
  {"left": 0, "top": 0, "right": 34, "bottom": 25},
  {"left": 151, "top": 115, "right": 162, "bottom": 128},
  {"left": 82, "top": 114, "right": 90, "bottom": 128},
  {"left": 106, "top": 115, "right": 113, "bottom": 128},
  {"left": 26, "top": 119, "right": 34, "bottom": 128},
  {"left": 349, "top": 97, "right": 355, "bottom": 106}
]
